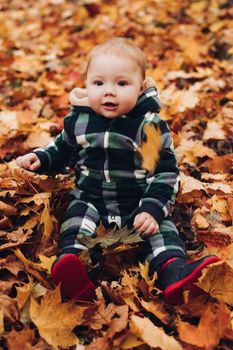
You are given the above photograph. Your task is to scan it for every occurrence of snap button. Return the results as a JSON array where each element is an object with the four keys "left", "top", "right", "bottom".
[{"left": 111, "top": 216, "right": 115, "bottom": 220}]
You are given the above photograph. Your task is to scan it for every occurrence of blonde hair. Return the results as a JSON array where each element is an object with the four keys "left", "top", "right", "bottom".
[{"left": 86, "top": 37, "right": 146, "bottom": 79}]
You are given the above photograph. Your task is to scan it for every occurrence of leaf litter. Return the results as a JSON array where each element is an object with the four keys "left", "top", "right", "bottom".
[{"left": 0, "top": 0, "right": 233, "bottom": 349}]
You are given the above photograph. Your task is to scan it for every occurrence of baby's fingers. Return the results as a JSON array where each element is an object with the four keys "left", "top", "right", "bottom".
[
  {"left": 133, "top": 213, "right": 147, "bottom": 229},
  {"left": 142, "top": 222, "right": 159, "bottom": 236},
  {"left": 29, "top": 159, "right": 41, "bottom": 171}
]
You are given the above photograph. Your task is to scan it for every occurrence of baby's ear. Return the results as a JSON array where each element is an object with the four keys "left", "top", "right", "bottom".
[
  {"left": 140, "top": 79, "right": 147, "bottom": 94},
  {"left": 143, "top": 77, "right": 156, "bottom": 89}
]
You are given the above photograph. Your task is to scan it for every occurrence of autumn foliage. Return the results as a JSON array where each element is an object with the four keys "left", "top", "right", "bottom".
[{"left": 0, "top": 0, "right": 233, "bottom": 349}]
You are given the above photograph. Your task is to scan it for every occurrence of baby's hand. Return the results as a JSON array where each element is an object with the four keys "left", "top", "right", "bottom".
[
  {"left": 133, "top": 212, "right": 159, "bottom": 237},
  {"left": 16, "top": 153, "right": 41, "bottom": 172}
]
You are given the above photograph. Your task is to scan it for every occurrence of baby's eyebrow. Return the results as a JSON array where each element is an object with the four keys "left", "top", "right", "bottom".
[{"left": 91, "top": 75, "right": 103, "bottom": 79}]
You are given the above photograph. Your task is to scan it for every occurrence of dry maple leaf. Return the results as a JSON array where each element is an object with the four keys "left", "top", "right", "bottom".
[
  {"left": 0, "top": 294, "right": 19, "bottom": 323},
  {"left": 139, "top": 260, "right": 157, "bottom": 289},
  {"left": 0, "top": 200, "right": 17, "bottom": 216},
  {"left": 14, "top": 249, "right": 53, "bottom": 290},
  {"left": 15, "top": 277, "right": 34, "bottom": 309},
  {"left": 139, "top": 123, "right": 162, "bottom": 172},
  {"left": 0, "top": 309, "right": 4, "bottom": 336},
  {"left": 30, "top": 286, "right": 87, "bottom": 349},
  {"left": 83, "top": 300, "right": 118, "bottom": 330},
  {"left": 177, "top": 302, "right": 232, "bottom": 349},
  {"left": 120, "top": 332, "right": 144, "bottom": 349},
  {"left": 130, "top": 315, "right": 182, "bottom": 350},
  {"left": 5, "top": 327, "right": 44, "bottom": 350},
  {"left": 38, "top": 254, "right": 57, "bottom": 274},
  {"left": 85, "top": 304, "right": 128, "bottom": 350},
  {"left": 79, "top": 226, "right": 143, "bottom": 249},
  {"left": 140, "top": 299, "right": 170, "bottom": 325},
  {"left": 196, "top": 261, "right": 233, "bottom": 305}
]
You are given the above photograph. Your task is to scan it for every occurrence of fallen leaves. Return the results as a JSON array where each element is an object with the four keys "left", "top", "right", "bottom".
[
  {"left": 197, "top": 261, "right": 233, "bottom": 305},
  {"left": 0, "top": 0, "right": 233, "bottom": 349},
  {"left": 130, "top": 315, "right": 182, "bottom": 350},
  {"left": 30, "top": 286, "right": 87, "bottom": 349},
  {"left": 139, "top": 122, "right": 162, "bottom": 172},
  {"left": 178, "top": 302, "right": 233, "bottom": 349}
]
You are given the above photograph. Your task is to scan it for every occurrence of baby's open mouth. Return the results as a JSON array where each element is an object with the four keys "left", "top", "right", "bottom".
[{"left": 103, "top": 102, "right": 117, "bottom": 107}]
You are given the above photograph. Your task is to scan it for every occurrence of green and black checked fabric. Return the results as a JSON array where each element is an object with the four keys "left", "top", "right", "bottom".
[
  {"left": 34, "top": 86, "right": 179, "bottom": 225},
  {"left": 34, "top": 86, "right": 187, "bottom": 269}
]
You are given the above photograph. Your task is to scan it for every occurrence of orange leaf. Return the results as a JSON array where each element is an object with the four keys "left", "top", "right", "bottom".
[
  {"left": 139, "top": 123, "right": 161, "bottom": 172},
  {"left": 197, "top": 261, "right": 233, "bottom": 305},
  {"left": 177, "top": 302, "right": 232, "bottom": 348},
  {"left": 30, "top": 286, "right": 87, "bottom": 349},
  {"left": 130, "top": 315, "right": 182, "bottom": 350}
]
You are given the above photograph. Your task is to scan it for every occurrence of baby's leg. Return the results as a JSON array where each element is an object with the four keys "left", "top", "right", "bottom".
[
  {"left": 138, "top": 217, "right": 219, "bottom": 304},
  {"left": 51, "top": 199, "right": 100, "bottom": 301},
  {"left": 139, "top": 216, "right": 187, "bottom": 273}
]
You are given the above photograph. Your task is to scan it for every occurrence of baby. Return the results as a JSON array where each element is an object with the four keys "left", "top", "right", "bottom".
[{"left": 16, "top": 37, "right": 219, "bottom": 305}]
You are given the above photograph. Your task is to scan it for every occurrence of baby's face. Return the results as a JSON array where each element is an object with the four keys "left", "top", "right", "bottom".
[{"left": 86, "top": 54, "right": 144, "bottom": 118}]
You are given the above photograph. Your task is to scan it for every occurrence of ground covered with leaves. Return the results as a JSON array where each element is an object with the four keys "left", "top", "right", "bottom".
[{"left": 0, "top": 0, "right": 233, "bottom": 349}]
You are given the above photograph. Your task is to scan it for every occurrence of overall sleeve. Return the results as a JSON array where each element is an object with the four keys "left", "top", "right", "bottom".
[
  {"left": 33, "top": 109, "right": 78, "bottom": 174},
  {"left": 137, "top": 119, "right": 180, "bottom": 225}
]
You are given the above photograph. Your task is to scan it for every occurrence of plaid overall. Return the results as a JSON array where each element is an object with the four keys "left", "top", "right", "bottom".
[{"left": 34, "top": 87, "right": 187, "bottom": 271}]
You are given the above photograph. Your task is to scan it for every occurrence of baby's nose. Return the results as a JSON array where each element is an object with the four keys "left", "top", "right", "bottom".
[{"left": 104, "top": 84, "right": 116, "bottom": 95}]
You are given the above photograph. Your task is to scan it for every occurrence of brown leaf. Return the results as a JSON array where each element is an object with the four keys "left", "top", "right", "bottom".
[
  {"left": 121, "top": 332, "right": 144, "bottom": 349},
  {"left": 14, "top": 249, "right": 53, "bottom": 290},
  {"left": 85, "top": 304, "right": 128, "bottom": 349},
  {"left": 0, "top": 309, "right": 4, "bottom": 336},
  {"left": 30, "top": 286, "right": 87, "bottom": 349},
  {"left": 177, "top": 302, "right": 232, "bottom": 348},
  {"left": 0, "top": 228, "right": 33, "bottom": 252},
  {"left": 197, "top": 261, "right": 233, "bottom": 305},
  {"left": 140, "top": 299, "right": 170, "bottom": 325},
  {"left": 130, "top": 315, "right": 182, "bottom": 349},
  {"left": 0, "top": 294, "right": 19, "bottom": 322},
  {"left": 202, "top": 154, "right": 233, "bottom": 174},
  {"left": 40, "top": 199, "right": 54, "bottom": 240},
  {"left": 6, "top": 327, "right": 39, "bottom": 350},
  {"left": 80, "top": 225, "right": 143, "bottom": 248},
  {"left": 105, "top": 304, "right": 128, "bottom": 339},
  {"left": 15, "top": 277, "right": 34, "bottom": 309},
  {"left": 83, "top": 299, "right": 118, "bottom": 330},
  {"left": 0, "top": 200, "right": 17, "bottom": 216}
]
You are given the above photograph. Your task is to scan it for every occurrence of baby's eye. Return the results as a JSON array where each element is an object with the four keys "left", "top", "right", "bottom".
[
  {"left": 93, "top": 80, "right": 103, "bottom": 86},
  {"left": 117, "top": 80, "right": 128, "bottom": 86}
]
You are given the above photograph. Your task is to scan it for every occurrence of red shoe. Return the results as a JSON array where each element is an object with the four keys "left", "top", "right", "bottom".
[
  {"left": 158, "top": 255, "right": 220, "bottom": 305},
  {"left": 51, "top": 254, "right": 96, "bottom": 301}
]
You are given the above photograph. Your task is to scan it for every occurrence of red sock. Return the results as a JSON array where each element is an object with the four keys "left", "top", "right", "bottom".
[{"left": 51, "top": 254, "right": 96, "bottom": 301}]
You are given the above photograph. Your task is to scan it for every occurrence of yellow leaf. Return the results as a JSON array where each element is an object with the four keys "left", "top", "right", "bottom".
[
  {"left": 139, "top": 261, "right": 157, "bottom": 288},
  {"left": 14, "top": 249, "right": 53, "bottom": 290},
  {"left": 140, "top": 299, "right": 170, "bottom": 325},
  {"left": 40, "top": 200, "right": 54, "bottom": 240},
  {"left": 0, "top": 308, "right": 4, "bottom": 336},
  {"left": 130, "top": 315, "right": 182, "bottom": 350},
  {"left": 14, "top": 249, "right": 45, "bottom": 272},
  {"left": 197, "top": 261, "right": 233, "bottom": 305},
  {"left": 121, "top": 332, "right": 144, "bottom": 349},
  {"left": 15, "top": 277, "right": 34, "bottom": 309},
  {"left": 39, "top": 254, "right": 57, "bottom": 274},
  {"left": 139, "top": 123, "right": 161, "bottom": 172},
  {"left": 30, "top": 286, "right": 87, "bottom": 349},
  {"left": 193, "top": 211, "right": 209, "bottom": 229}
]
